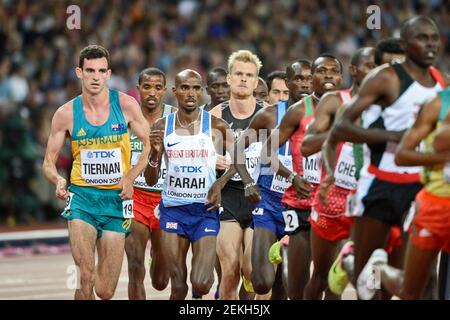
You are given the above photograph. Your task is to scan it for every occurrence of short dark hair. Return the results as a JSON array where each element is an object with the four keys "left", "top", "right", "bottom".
[
  {"left": 206, "top": 67, "right": 227, "bottom": 86},
  {"left": 312, "top": 53, "right": 342, "bottom": 73},
  {"left": 350, "top": 47, "right": 375, "bottom": 67},
  {"left": 374, "top": 38, "right": 404, "bottom": 65},
  {"left": 266, "top": 71, "right": 287, "bottom": 91},
  {"left": 286, "top": 59, "right": 312, "bottom": 78},
  {"left": 138, "top": 67, "right": 166, "bottom": 86},
  {"left": 78, "top": 45, "right": 110, "bottom": 69}
]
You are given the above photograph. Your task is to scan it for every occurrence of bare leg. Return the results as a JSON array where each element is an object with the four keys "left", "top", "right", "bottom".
[
  {"left": 304, "top": 229, "right": 340, "bottom": 300},
  {"left": 68, "top": 219, "right": 97, "bottom": 300},
  {"left": 191, "top": 235, "right": 217, "bottom": 295},
  {"left": 95, "top": 230, "right": 126, "bottom": 300},
  {"left": 287, "top": 230, "right": 311, "bottom": 299},
  {"left": 251, "top": 227, "right": 277, "bottom": 294},
  {"left": 217, "top": 221, "right": 244, "bottom": 300},
  {"left": 149, "top": 228, "right": 170, "bottom": 290},
  {"left": 125, "top": 220, "right": 149, "bottom": 299}
]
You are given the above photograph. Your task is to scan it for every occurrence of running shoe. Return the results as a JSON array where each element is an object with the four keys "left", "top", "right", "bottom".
[
  {"left": 357, "top": 248, "right": 388, "bottom": 300},
  {"left": 328, "top": 241, "right": 354, "bottom": 295},
  {"left": 242, "top": 275, "right": 254, "bottom": 293},
  {"left": 268, "top": 235, "right": 289, "bottom": 265}
]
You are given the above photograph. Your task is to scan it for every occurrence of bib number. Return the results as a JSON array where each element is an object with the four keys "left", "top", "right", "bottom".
[
  {"left": 122, "top": 200, "right": 134, "bottom": 219},
  {"left": 334, "top": 143, "right": 357, "bottom": 190},
  {"left": 302, "top": 153, "right": 322, "bottom": 184},
  {"left": 283, "top": 210, "right": 299, "bottom": 232},
  {"left": 64, "top": 192, "right": 74, "bottom": 211}
]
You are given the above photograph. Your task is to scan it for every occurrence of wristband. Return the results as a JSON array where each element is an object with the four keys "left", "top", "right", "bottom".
[
  {"left": 148, "top": 157, "right": 159, "bottom": 168},
  {"left": 244, "top": 182, "right": 256, "bottom": 190},
  {"left": 287, "top": 172, "right": 297, "bottom": 184}
]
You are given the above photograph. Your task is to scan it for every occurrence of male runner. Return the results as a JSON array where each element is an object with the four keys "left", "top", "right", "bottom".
[
  {"left": 254, "top": 77, "right": 269, "bottom": 103},
  {"left": 42, "top": 45, "right": 150, "bottom": 300},
  {"left": 201, "top": 67, "right": 230, "bottom": 112},
  {"left": 267, "top": 71, "right": 289, "bottom": 104},
  {"left": 125, "top": 68, "right": 175, "bottom": 299},
  {"left": 327, "top": 16, "right": 445, "bottom": 299},
  {"left": 144, "top": 69, "right": 233, "bottom": 300}
]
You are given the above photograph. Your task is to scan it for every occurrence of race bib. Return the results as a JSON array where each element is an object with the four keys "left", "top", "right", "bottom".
[
  {"left": 334, "top": 143, "right": 357, "bottom": 190},
  {"left": 270, "top": 155, "right": 293, "bottom": 193},
  {"left": 231, "top": 142, "right": 262, "bottom": 182},
  {"left": 122, "top": 199, "right": 134, "bottom": 219},
  {"left": 81, "top": 148, "right": 123, "bottom": 185},
  {"left": 166, "top": 163, "right": 209, "bottom": 201},
  {"left": 132, "top": 152, "right": 166, "bottom": 190},
  {"left": 444, "top": 162, "right": 450, "bottom": 183},
  {"left": 283, "top": 210, "right": 299, "bottom": 232},
  {"left": 302, "top": 152, "right": 322, "bottom": 184},
  {"left": 64, "top": 192, "right": 74, "bottom": 211}
]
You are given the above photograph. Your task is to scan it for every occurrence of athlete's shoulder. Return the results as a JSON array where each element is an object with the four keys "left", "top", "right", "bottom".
[
  {"left": 210, "top": 102, "right": 225, "bottom": 118},
  {"left": 210, "top": 113, "right": 230, "bottom": 131},
  {"left": 118, "top": 91, "right": 139, "bottom": 109},
  {"left": 54, "top": 99, "right": 75, "bottom": 121},
  {"left": 152, "top": 115, "right": 167, "bottom": 131}
]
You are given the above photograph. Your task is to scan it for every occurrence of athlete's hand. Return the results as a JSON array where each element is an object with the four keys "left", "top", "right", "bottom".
[
  {"left": 318, "top": 174, "right": 335, "bottom": 204},
  {"left": 206, "top": 181, "right": 222, "bottom": 212},
  {"left": 55, "top": 177, "right": 69, "bottom": 200},
  {"left": 244, "top": 182, "right": 261, "bottom": 203},
  {"left": 149, "top": 129, "right": 164, "bottom": 155},
  {"left": 119, "top": 177, "right": 134, "bottom": 200},
  {"left": 216, "top": 154, "right": 231, "bottom": 170},
  {"left": 293, "top": 175, "right": 311, "bottom": 199}
]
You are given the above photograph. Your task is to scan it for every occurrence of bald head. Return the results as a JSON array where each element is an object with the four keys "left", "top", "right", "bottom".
[
  {"left": 175, "top": 69, "right": 202, "bottom": 86},
  {"left": 400, "top": 16, "right": 438, "bottom": 40}
]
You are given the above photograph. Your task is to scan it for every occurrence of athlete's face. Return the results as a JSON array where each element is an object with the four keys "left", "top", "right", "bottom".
[
  {"left": 76, "top": 57, "right": 111, "bottom": 95},
  {"left": 352, "top": 51, "right": 377, "bottom": 86},
  {"left": 137, "top": 74, "right": 166, "bottom": 112},
  {"left": 173, "top": 76, "right": 202, "bottom": 112},
  {"left": 286, "top": 62, "right": 312, "bottom": 101},
  {"left": 227, "top": 61, "right": 258, "bottom": 99},
  {"left": 403, "top": 21, "right": 440, "bottom": 68},
  {"left": 206, "top": 74, "right": 230, "bottom": 106},
  {"left": 312, "top": 57, "right": 343, "bottom": 96},
  {"left": 253, "top": 79, "right": 269, "bottom": 103},
  {"left": 268, "top": 78, "right": 289, "bottom": 104}
]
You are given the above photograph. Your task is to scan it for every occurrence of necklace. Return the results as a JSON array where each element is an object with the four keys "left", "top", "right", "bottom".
[{"left": 176, "top": 111, "right": 201, "bottom": 129}]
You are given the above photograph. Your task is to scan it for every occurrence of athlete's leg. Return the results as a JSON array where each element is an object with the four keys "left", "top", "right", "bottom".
[
  {"left": 352, "top": 215, "right": 390, "bottom": 293},
  {"left": 191, "top": 235, "right": 217, "bottom": 295},
  {"left": 68, "top": 219, "right": 97, "bottom": 300},
  {"left": 271, "top": 263, "right": 287, "bottom": 300},
  {"left": 304, "top": 229, "right": 340, "bottom": 300},
  {"left": 95, "top": 230, "right": 126, "bottom": 300},
  {"left": 125, "top": 220, "right": 149, "bottom": 299},
  {"left": 380, "top": 241, "right": 439, "bottom": 300},
  {"left": 251, "top": 227, "right": 277, "bottom": 294},
  {"left": 240, "top": 226, "right": 256, "bottom": 300},
  {"left": 217, "top": 221, "right": 244, "bottom": 299},
  {"left": 287, "top": 230, "right": 311, "bottom": 299},
  {"left": 149, "top": 228, "right": 170, "bottom": 290},
  {"left": 161, "top": 230, "right": 190, "bottom": 300}
]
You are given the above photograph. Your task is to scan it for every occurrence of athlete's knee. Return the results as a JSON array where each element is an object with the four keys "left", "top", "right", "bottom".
[
  {"left": 151, "top": 274, "right": 169, "bottom": 291},
  {"left": 128, "top": 258, "right": 145, "bottom": 280},
  {"left": 79, "top": 267, "right": 95, "bottom": 289},
  {"left": 95, "top": 287, "right": 115, "bottom": 300},
  {"left": 171, "top": 281, "right": 188, "bottom": 298},
  {"left": 192, "top": 277, "right": 214, "bottom": 296},
  {"left": 252, "top": 268, "right": 274, "bottom": 294},
  {"left": 310, "top": 271, "right": 329, "bottom": 290},
  {"left": 400, "top": 288, "right": 422, "bottom": 300}
]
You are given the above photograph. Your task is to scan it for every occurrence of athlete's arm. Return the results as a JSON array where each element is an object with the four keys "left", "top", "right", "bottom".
[
  {"left": 234, "top": 106, "right": 276, "bottom": 185},
  {"left": 121, "top": 93, "right": 150, "bottom": 200},
  {"left": 262, "top": 101, "right": 311, "bottom": 198},
  {"left": 144, "top": 118, "right": 165, "bottom": 187},
  {"left": 42, "top": 103, "right": 72, "bottom": 200},
  {"left": 302, "top": 92, "right": 341, "bottom": 157},
  {"left": 434, "top": 123, "right": 450, "bottom": 152},
  {"left": 331, "top": 67, "right": 405, "bottom": 144},
  {"left": 395, "top": 96, "right": 450, "bottom": 166}
]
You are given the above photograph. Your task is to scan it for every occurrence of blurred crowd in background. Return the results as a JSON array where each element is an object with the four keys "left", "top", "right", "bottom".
[{"left": 0, "top": 0, "right": 449, "bottom": 226}]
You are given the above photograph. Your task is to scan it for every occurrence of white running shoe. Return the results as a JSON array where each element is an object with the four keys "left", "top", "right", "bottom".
[{"left": 357, "top": 248, "right": 388, "bottom": 300}]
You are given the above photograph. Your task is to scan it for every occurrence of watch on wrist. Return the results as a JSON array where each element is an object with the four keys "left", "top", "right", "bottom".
[{"left": 287, "top": 172, "right": 297, "bottom": 184}]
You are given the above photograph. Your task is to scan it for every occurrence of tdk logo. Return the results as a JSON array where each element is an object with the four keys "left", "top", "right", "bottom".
[
  {"left": 87, "top": 150, "right": 116, "bottom": 159},
  {"left": 174, "top": 165, "right": 203, "bottom": 173}
]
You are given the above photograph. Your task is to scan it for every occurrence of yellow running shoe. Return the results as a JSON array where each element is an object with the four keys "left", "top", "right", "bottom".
[
  {"left": 242, "top": 275, "right": 254, "bottom": 293},
  {"left": 328, "top": 241, "right": 354, "bottom": 295},
  {"left": 268, "top": 241, "right": 282, "bottom": 265}
]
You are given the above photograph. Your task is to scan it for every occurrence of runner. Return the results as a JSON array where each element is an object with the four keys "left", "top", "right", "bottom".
[
  {"left": 201, "top": 67, "right": 230, "bottom": 112},
  {"left": 42, "top": 45, "right": 150, "bottom": 299},
  {"left": 327, "top": 16, "right": 445, "bottom": 299},
  {"left": 143, "top": 69, "right": 233, "bottom": 300},
  {"left": 125, "top": 68, "right": 175, "bottom": 299},
  {"left": 261, "top": 54, "right": 343, "bottom": 299},
  {"left": 266, "top": 71, "right": 289, "bottom": 104},
  {"left": 300, "top": 48, "right": 375, "bottom": 299},
  {"left": 254, "top": 77, "right": 269, "bottom": 103}
]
